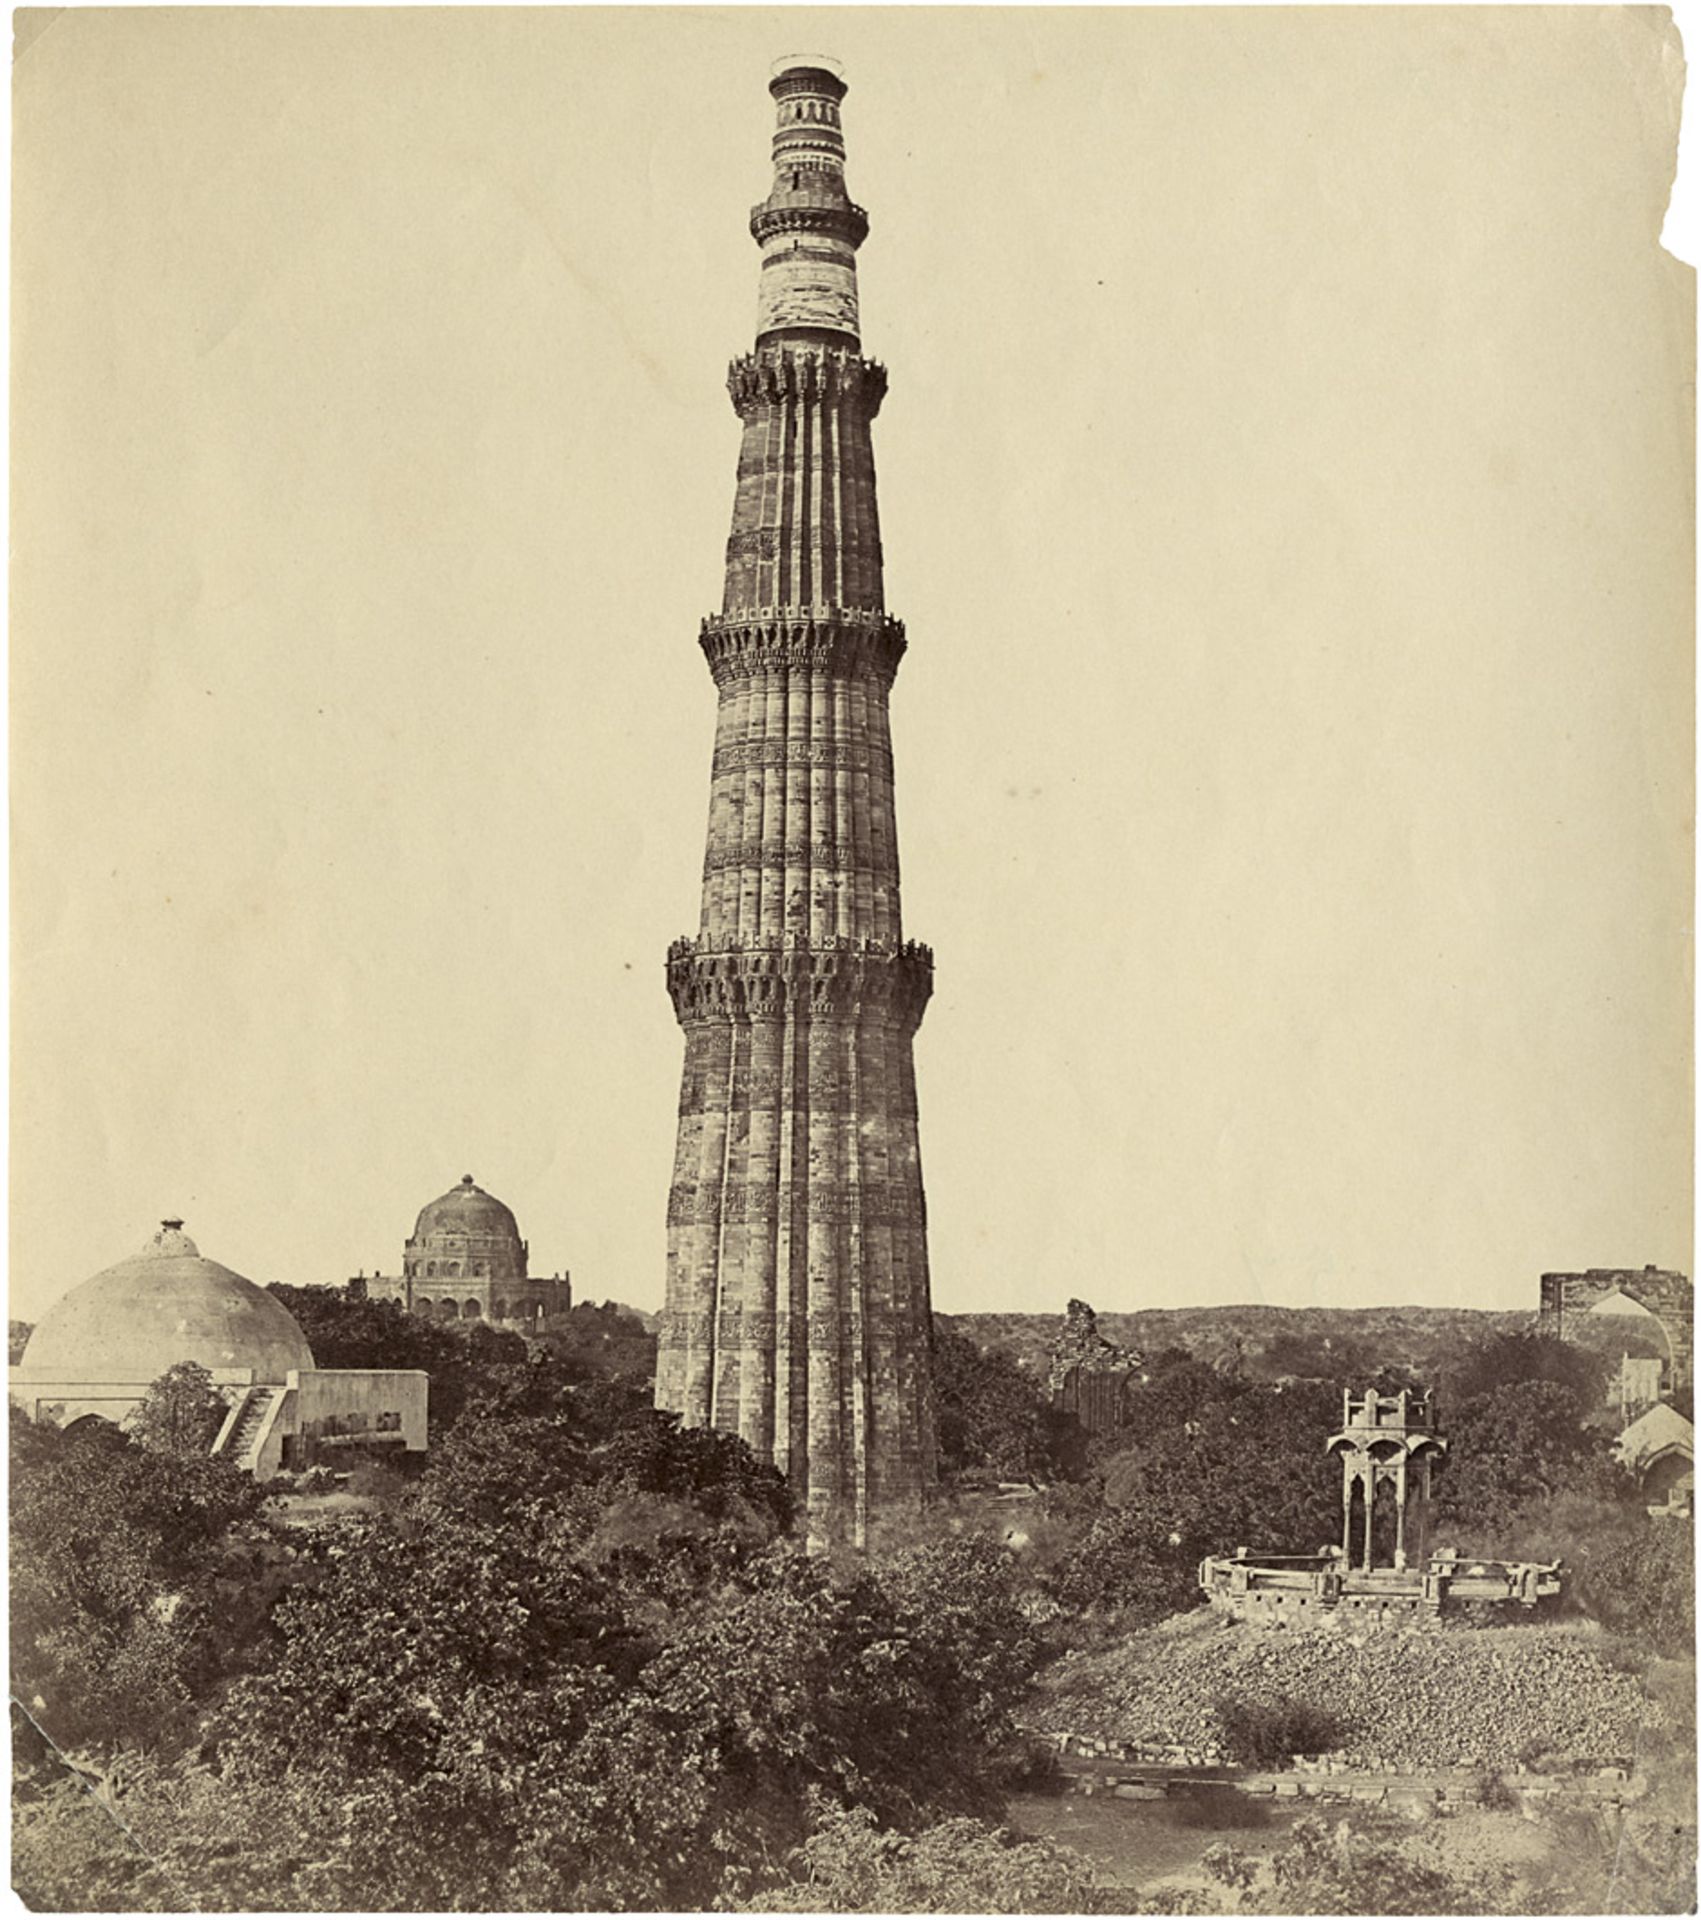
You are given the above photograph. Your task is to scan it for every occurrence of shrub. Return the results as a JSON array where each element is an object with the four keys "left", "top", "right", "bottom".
[
  {"left": 1197, "top": 1813, "right": 1514, "bottom": 1913},
  {"left": 737, "top": 1801, "right": 1103, "bottom": 1914},
  {"left": 345, "top": 1458, "right": 406, "bottom": 1500},
  {"left": 1040, "top": 1503, "right": 1204, "bottom": 1623},
  {"left": 1214, "top": 1694, "right": 1342, "bottom": 1769},
  {"left": 10, "top": 1412, "right": 263, "bottom": 1748},
  {"left": 1475, "top": 1767, "right": 1520, "bottom": 1811},
  {"left": 124, "top": 1361, "right": 230, "bottom": 1457},
  {"left": 1445, "top": 1489, "right": 1694, "bottom": 1656}
]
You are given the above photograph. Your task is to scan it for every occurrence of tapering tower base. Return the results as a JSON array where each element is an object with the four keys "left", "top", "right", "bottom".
[{"left": 660, "top": 932, "right": 937, "bottom": 1545}]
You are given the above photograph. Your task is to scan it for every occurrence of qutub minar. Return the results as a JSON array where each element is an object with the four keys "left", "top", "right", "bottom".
[{"left": 655, "top": 60, "right": 938, "bottom": 1545}]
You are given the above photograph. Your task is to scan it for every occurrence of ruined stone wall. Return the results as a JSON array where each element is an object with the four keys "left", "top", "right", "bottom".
[
  {"left": 1049, "top": 1298, "right": 1143, "bottom": 1434},
  {"left": 1540, "top": 1267, "right": 1693, "bottom": 1389}
]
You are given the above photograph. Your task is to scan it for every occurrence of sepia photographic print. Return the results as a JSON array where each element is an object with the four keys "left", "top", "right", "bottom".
[{"left": 9, "top": 6, "right": 1697, "bottom": 1912}]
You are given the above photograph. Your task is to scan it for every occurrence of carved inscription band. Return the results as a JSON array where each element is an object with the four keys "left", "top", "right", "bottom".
[
  {"left": 666, "top": 1181, "right": 928, "bottom": 1226},
  {"left": 673, "top": 1072, "right": 921, "bottom": 1117},
  {"left": 712, "top": 738, "right": 894, "bottom": 777},
  {"left": 702, "top": 840, "right": 884, "bottom": 874},
  {"left": 657, "top": 1307, "right": 930, "bottom": 1353}
]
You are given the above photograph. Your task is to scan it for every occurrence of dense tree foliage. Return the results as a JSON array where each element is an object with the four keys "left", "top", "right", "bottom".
[
  {"left": 1046, "top": 1377, "right": 1342, "bottom": 1619},
  {"left": 549, "top": 1538, "right": 1038, "bottom": 1908},
  {"left": 931, "top": 1316, "right": 1087, "bottom": 1483},
  {"left": 13, "top": 1527, "right": 1043, "bottom": 1910},
  {"left": 1435, "top": 1378, "right": 1630, "bottom": 1533},
  {"left": 124, "top": 1361, "right": 230, "bottom": 1457},
  {"left": 267, "top": 1282, "right": 530, "bottom": 1429},
  {"left": 13, "top": 1338, "right": 1048, "bottom": 1910},
  {"left": 1445, "top": 1487, "right": 1694, "bottom": 1656},
  {"left": 739, "top": 1801, "right": 1101, "bottom": 1913},
  {"left": 1439, "top": 1327, "right": 1610, "bottom": 1418},
  {"left": 11, "top": 1408, "right": 263, "bottom": 1749},
  {"left": 536, "top": 1300, "right": 658, "bottom": 1380},
  {"left": 13, "top": 1306, "right": 1691, "bottom": 1913},
  {"left": 1189, "top": 1814, "right": 1514, "bottom": 1914}
]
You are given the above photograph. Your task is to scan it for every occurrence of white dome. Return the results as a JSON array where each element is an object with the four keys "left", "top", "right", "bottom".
[{"left": 18, "top": 1220, "right": 314, "bottom": 1385}]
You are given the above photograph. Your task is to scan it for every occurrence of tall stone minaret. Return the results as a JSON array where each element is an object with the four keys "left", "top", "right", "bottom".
[{"left": 656, "top": 61, "right": 937, "bottom": 1546}]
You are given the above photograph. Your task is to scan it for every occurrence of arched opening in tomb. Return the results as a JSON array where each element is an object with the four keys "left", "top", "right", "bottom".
[
  {"left": 462, "top": 1298, "right": 482, "bottom": 1320},
  {"left": 63, "top": 1413, "right": 121, "bottom": 1439}
]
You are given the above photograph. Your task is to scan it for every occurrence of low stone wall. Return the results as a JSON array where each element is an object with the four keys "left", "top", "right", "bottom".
[
  {"left": 1050, "top": 1730, "right": 1230, "bottom": 1769},
  {"left": 1198, "top": 1551, "right": 1562, "bottom": 1628},
  {"left": 1034, "top": 1731, "right": 1633, "bottom": 1812},
  {"left": 287, "top": 1368, "right": 429, "bottom": 1462}
]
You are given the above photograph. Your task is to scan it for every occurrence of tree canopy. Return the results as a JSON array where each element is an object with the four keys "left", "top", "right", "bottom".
[
  {"left": 13, "top": 1339, "right": 1049, "bottom": 1911},
  {"left": 11, "top": 1406, "right": 264, "bottom": 1749},
  {"left": 124, "top": 1360, "right": 230, "bottom": 1458},
  {"left": 266, "top": 1282, "right": 530, "bottom": 1429},
  {"left": 931, "top": 1315, "right": 1087, "bottom": 1483}
]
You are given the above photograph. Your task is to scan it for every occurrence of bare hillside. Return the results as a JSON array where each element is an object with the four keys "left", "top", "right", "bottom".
[{"left": 942, "top": 1303, "right": 1535, "bottom": 1380}]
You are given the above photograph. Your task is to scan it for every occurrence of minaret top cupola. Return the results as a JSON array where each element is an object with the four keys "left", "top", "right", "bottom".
[{"left": 751, "top": 59, "right": 869, "bottom": 350}]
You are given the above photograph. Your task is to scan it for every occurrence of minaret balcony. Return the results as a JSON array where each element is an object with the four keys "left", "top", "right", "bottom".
[
  {"left": 726, "top": 347, "right": 886, "bottom": 416},
  {"left": 698, "top": 607, "right": 905, "bottom": 686},
  {"left": 664, "top": 935, "right": 934, "bottom": 1027},
  {"left": 750, "top": 200, "right": 869, "bottom": 248}
]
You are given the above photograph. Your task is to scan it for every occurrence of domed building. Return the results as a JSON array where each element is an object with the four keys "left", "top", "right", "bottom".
[
  {"left": 356, "top": 1176, "right": 571, "bottom": 1327},
  {"left": 12, "top": 1219, "right": 428, "bottom": 1475},
  {"left": 19, "top": 1219, "right": 315, "bottom": 1385}
]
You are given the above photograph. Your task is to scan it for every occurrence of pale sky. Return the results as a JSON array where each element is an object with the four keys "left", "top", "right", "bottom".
[{"left": 11, "top": 8, "right": 1693, "bottom": 1323}]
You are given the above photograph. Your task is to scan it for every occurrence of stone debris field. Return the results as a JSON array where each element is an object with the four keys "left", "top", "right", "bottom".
[{"left": 1029, "top": 1614, "right": 1661, "bottom": 1772}]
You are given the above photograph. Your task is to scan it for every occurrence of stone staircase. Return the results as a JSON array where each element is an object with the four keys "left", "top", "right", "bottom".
[{"left": 216, "top": 1385, "right": 281, "bottom": 1471}]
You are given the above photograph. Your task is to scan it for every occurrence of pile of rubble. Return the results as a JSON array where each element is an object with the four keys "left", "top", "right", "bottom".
[{"left": 1029, "top": 1614, "right": 1660, "bottom": 1771}]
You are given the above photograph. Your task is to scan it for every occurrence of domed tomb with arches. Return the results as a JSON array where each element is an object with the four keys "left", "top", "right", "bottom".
[
  {"left": 354, "top": 1176, "right": 571, "bottom": 1328},
  {"left": 10, "top": 1219, "right": 428, "bottom": 1476}
]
